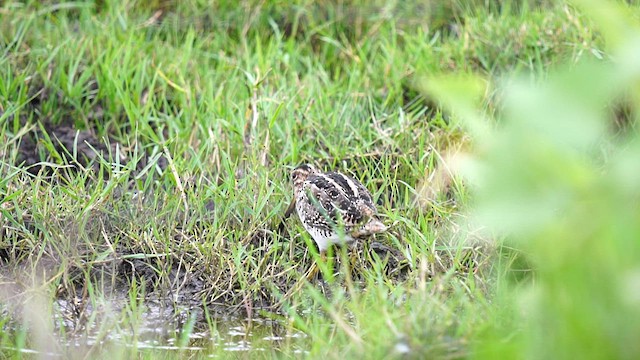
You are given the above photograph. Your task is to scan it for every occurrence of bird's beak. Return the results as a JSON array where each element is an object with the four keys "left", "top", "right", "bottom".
[{"left": 284, "top": 198, "right": 296, "bottom": 219}]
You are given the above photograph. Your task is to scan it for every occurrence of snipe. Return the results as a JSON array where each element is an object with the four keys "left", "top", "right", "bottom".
[{"left": 284, "top": 164, "right": 387, "bottom": 279}]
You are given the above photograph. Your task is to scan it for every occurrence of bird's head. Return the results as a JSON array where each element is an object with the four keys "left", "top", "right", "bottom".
[{"left": 291, "top": 164, "right": 317, "bottom": 192}]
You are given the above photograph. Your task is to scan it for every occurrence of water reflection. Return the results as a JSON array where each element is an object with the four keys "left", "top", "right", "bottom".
[{"left": 8, "top": 297, "right": 310, "bottom": 356}]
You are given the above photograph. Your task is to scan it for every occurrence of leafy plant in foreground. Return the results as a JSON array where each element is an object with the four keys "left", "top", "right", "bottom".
[{"left": 426, "top": 1, "right": 640, "bottom": 359}]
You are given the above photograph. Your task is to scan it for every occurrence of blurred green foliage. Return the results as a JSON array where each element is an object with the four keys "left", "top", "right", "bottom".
[{"left": 427, "top": 1, "right": 640, "bottom": 359}]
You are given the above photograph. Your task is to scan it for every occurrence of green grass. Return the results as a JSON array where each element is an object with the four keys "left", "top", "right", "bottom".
[{"left": 1, "top": 0, "right": 639, "bottom": 358}]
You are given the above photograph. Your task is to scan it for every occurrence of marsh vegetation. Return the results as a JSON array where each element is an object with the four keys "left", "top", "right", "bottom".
[{"left": 1, "top": 0, "right": 640, "bottom": 358}]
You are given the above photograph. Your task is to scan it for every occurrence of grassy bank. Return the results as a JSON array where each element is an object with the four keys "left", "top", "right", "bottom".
[{"left": 1, "top": 0, "right": 639, "bottom": 358}]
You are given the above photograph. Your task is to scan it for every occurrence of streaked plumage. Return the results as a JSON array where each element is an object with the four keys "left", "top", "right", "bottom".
[{"left": 287, "top": 164, "right": 387, "bottom": 252}]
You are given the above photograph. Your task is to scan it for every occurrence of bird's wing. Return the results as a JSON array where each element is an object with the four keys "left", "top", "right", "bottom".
[
  {"left": 306, "top": 174, "right": 365, "bottom": 228},
  {"left": 325, "top": 172, "right": 378, "bottom": 217},
  {"left": 351, "top": 176, "right": 378, "bottom": 216}
]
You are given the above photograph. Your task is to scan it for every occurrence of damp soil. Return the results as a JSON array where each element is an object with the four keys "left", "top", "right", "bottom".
[{"left": 9, "top": 116, "right": 169, "bottom": 181}]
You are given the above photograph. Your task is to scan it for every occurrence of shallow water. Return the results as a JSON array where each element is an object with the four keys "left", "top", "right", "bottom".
[{"left": 2, "top": 296, "right": 308, "bottom": 357}]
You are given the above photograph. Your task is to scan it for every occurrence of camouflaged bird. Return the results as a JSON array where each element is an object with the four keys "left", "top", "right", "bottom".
[{"left": 285, "top": 164, "right": 387, "bottom": 253}]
